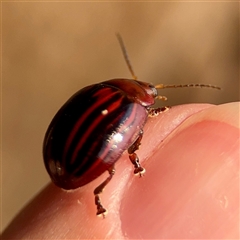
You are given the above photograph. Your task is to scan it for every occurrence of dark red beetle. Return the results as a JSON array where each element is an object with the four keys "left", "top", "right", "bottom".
[{"left": 43, "top": 34, "right": 220, "bottom": 216}]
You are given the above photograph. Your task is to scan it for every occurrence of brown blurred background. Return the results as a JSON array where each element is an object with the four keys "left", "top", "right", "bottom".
[{"left": 1, "top": 2, "right": 239, "bottom": 232}]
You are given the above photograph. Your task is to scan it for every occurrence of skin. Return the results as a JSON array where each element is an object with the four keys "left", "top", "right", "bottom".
[{"left": 1, "top": 102, "right": 239, "bottom": 239}]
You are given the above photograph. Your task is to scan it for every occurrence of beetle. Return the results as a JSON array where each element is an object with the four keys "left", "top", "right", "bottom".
[{"left": 43, "top": 34, "right": 220, "bottom": 216}]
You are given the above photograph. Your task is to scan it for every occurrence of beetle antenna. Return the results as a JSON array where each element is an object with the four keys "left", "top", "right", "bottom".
[
  {"left": 116, "top": 33, "right": 138, "bottom": 80},
  {"left": 155, "top": 83, "right": 221, "bottom": 90}
]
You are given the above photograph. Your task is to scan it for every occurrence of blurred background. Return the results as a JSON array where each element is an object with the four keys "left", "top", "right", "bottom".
[{"left": 1, "top": 1, "right": 239, "bottom": 232}]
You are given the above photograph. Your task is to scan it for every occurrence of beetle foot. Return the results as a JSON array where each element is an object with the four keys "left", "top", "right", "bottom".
[
  {"left": 134, "top": 167, "right": 145, "bottom": 177},
  {"left": 148, "top": 106, "right": 170, "bottom": 117},
  {"left": 95, "top": 195, "right": 107, "bottom": 217},
  {"left": 129, "top": 152, "right": 145, "bottom": 177},
  {"left": 96, "top": 206, "right": 107, "bottom": 217}
]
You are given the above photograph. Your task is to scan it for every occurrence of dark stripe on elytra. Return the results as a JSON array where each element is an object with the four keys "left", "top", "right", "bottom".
[
  {"left": 72, "top": 100, "right": 136, "bottom": 177},
  {"left": 69, "top": 93, "right": 124, "bottom": 169},
  {"left": 72, "top": 105, "right": 129, "bottom": 177},
  {"left": 93, "top": 103, "right": 138, "bottom": 162},
  {"left": 63, "top": 90, "right": 125, "bottom": 173},
  {"left": 62, "top": 87, "right": 118, "bottom": 165},
  {"left": 66, "top": 90, "right": 123, "bottom": 163}
]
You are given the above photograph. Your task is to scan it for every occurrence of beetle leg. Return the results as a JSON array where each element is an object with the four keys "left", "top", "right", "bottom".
[
  {"left": 94, "top": 165, "right": 115, "bottom": 217},
  {"left": 128, "top": 130, "right": 145, "bottom": 176},
  {"left": 148, "top": 106, "right": 170, "bottom": 117}
]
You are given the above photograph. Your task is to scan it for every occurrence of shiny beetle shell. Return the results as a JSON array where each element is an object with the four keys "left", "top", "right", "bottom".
[
  {"left": 43, "top": 79, "right": 157, "bottom": 190},
  {"left": 43, "top": 34, "right": 220, "bottom": 216}
]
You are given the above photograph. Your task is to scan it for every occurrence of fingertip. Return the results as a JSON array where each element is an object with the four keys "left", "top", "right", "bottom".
[
  {"left": 3, "top": 103, "right": 239, "bottom": 239},
  {"left": 120, "top": 103, "right": 239, "bottom": 239}
]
